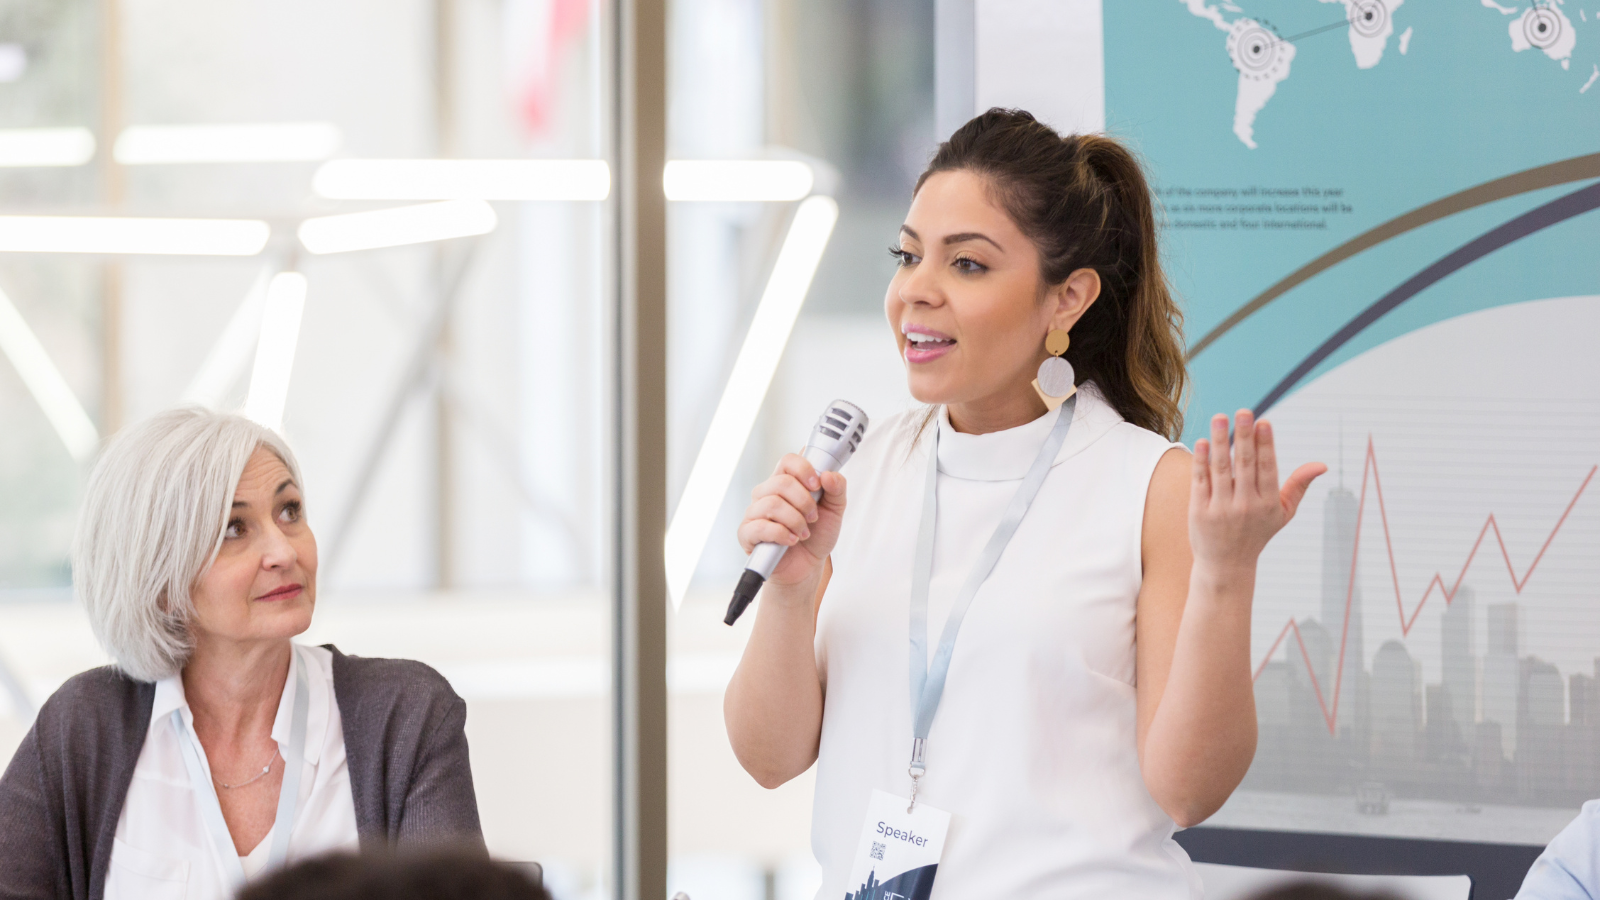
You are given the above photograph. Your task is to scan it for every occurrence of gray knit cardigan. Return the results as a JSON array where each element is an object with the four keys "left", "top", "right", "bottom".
[{"left": 0, "top": 644, "right": 485, "bottom": 900}]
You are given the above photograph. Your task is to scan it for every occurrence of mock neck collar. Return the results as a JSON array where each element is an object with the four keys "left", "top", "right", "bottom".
[{"left": 934, "top": 382, "right": 1124, "bottom": 482}]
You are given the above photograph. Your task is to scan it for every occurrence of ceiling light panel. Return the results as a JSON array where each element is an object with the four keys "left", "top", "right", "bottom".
[
  {"left": 662, "top": 160, "right": 814, "bottom": 202},
  {"left": 313, "top": 159, "right": 610, "bottom": 201},
  {"left": 0, "top": 128, "right": 96, "bottom": 167},
  {"left": 115, "top": 122, "right": 342, "bottom": 164},
  {"left": 0, "top": 216, "right": 270, "bottom": 255},
  {"left": 298, "top": 200, "right": 498, "bottom": 254}
]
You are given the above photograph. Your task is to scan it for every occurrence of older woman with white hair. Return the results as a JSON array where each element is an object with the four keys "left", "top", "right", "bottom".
[{"left": 0, "top": 408, "right": 483, "bottom": 899}]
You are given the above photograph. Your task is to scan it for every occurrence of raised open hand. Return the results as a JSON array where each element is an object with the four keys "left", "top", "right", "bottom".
[{"left": 1189, "top": 410, "right": 1327, "bottom": 572}]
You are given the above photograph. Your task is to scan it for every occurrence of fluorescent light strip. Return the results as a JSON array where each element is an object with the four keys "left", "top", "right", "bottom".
[
  {"left": 182, "top": 266, "right": 275, "bottom": 407},
  {"left": 0, "top": 216, "right": 269, "bottom": 255},
  {"left": 663, "top": 195, "right": 840, "bottom": 608},
  {"left": 298, "top": 200, "right": 497, "bottom": 254},
  {"left": 243, "top": 272, "right": 308, "bottom": 432},
  {"left": 0, "top": 285, "right": 99, "bottom": 460},
  {"left": 0, "top": 128, "right": 95, "bottom": 167},
  {"left": 313, "top": 159, "right": 610, "bottom": 201},
  {"left": 114, "top": 122, "right": 342, "bottom": 164},
  {"left": 663, "top": 160, "right": 814, "bottom": 202}
]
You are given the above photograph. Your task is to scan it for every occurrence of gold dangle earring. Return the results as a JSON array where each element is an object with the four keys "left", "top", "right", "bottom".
[{"left": 1032, "top": 329, "right": 1076, "bottom": 411}]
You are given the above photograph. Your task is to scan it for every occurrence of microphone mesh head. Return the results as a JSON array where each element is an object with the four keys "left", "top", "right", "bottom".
[{"left": 810, "top": 400, "right": 868, "bottom": 466}]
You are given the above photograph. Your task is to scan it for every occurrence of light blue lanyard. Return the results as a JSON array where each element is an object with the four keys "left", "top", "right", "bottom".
[
  {"left": 174, "top": 644, "right": 310, "bottom": 888},
  {"left": 906, "top": 396, "right": 1076, "bottom": 809}
]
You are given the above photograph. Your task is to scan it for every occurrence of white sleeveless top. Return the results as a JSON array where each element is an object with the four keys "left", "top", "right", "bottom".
[{"left": 811, "top": 384, "right": 1199, "bottom": 899}]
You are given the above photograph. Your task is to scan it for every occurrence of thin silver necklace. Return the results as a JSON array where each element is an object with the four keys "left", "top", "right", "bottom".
[{"left": 216, "top": 747, "right": 280, "bottom": 790}]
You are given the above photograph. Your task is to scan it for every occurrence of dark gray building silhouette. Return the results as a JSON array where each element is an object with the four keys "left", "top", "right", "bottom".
[
  {"left": 1484, "top": 603, "right": 1521, "bottom": 760},
  {"left": 1519, "top": 657, "right": 1565, "bottom": 797},
  {"left": 1441, "top": 585, "right": 1477, "bottom": 746},
  {"left": 1370, "top": 640, "right": 1420, "bottom": 775}
]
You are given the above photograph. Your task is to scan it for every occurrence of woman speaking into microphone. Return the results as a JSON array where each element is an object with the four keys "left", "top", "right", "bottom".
[{"left": 723, "top": 108, "right": 1325, "bottom": 899}]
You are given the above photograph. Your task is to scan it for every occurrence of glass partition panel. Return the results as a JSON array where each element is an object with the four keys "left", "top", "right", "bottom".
[
  {"left": 665, "top": 0, "right": 932, "bottom": 896},
  {"left": 0, "top": 2, "right": 618, "bottom": 896}
]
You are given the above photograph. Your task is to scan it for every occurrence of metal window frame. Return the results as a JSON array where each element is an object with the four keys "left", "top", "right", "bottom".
[{"left": 608, "top": 0, "right": 669, "bottom": 898}]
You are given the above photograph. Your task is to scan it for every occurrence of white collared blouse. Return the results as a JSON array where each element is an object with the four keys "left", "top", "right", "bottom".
[{"left": 104, "top": 643, "right": 359, "bottom": 899}]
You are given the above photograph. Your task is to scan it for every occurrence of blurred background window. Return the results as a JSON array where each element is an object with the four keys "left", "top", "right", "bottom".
[
  {"left": 0, "top": 0, "right": 933, "bottom": 898},
  {"left": 667, "top": 0, "right": 929, "bottom": 896}
]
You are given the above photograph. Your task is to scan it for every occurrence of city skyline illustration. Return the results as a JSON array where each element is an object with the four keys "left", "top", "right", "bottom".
[
  {"left": 843, "top": 865, "right": 936, "bottom": 900},
  {"left": 1248, "top": 434, "right": 1600, "bottom": 805},
  {"left": 1253, "top": 435, "right": 1597, "bottom": 735}
]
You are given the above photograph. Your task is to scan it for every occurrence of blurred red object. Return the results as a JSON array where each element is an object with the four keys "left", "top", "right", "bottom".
[{"left": 505, "top": 0, "right": 590, "bottom": 137}]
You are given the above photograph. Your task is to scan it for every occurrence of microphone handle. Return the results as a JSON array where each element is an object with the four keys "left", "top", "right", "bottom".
[
  {"left": 724, "top": 444, "right": 840, "bottom": 625},
  {"left": 749, "top": 443, "right": 836, "bottom": 578}
]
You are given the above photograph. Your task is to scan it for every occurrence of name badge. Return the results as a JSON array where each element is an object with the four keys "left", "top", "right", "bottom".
[{"left": 843, "top": 789, "right": 950, "bottom": 900}]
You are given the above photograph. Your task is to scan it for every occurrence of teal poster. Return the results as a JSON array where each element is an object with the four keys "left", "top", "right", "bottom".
[{"left": 1106, "top": 1, "right": 1600, "bottom": 842}]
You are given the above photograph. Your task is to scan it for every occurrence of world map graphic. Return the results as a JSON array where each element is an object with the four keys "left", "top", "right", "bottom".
[{"left": 1182, "top": 0, "right": 1592, "bottom": 148}]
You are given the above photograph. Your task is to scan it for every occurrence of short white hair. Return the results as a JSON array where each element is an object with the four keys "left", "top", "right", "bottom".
[{"left": 73, "top": 408, "right": 304, "bottom": 682}]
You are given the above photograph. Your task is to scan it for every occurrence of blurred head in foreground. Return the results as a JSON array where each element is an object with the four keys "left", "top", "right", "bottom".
[
  {"left": 1247, "top": 883, "right": 1403, "bottom": 900},
  {"left": 237, "top": 849, "right": 550, "bottom": 900}
]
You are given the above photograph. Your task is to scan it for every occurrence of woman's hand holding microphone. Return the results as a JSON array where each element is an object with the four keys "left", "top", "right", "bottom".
[{"left": 737, "top": 455, "right": 849, "bottom": 599}]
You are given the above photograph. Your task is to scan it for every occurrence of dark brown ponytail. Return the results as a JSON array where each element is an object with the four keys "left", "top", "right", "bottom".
[{"left": 916, "top": 109, "right": 1188, "bottom": 439}]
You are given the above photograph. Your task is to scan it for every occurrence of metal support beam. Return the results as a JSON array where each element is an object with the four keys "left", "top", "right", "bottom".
[
  {"left": 434, "top": 0, "right": 458, "bottom": 589},
  {"left": 99, "top": 0, "right": 125, "bottom": 436},
  {"left": 610, "top": 0, "right": 668, "bottom": 896}
]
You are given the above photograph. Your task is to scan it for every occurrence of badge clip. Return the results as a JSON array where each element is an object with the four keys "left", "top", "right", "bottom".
[{"left": 908, "top": 737, "right": 927, "bottom": 812}]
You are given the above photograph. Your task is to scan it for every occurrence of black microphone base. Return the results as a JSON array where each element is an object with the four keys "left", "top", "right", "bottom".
[{"left": 724, "top": 569, "right": 767, "bottom": 625}]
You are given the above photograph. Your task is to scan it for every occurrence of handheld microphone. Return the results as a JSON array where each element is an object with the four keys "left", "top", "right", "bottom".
[{"left": 724, "top": 399, "right": 869, "bottom": 626}]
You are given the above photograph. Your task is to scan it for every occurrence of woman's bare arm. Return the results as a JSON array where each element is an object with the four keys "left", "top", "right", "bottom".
[
  {"left": 723, "top": 455, "right": 847, "bottom": 788},
  {"left": 1135, "top": 411, "right": 1325, "bottom": 826}
]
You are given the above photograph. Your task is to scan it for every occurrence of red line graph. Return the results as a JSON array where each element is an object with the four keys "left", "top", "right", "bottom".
[{"left": 1252, "top": 436, "right": 1597, "bottom": 735}]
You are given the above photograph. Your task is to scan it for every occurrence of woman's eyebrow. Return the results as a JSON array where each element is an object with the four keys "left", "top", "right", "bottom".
[
  {"left": 230, "top": 479, "right": 297, "bottom": 508},
  {"left": 944, "top": 232, "right": 1002, "bottom": 250},
  {"left": 899, "top": 225, "right": 920, "bottom": 240}
]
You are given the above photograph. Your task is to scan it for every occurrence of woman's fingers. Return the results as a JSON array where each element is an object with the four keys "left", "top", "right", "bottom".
[
  {"left": 1192, "top": 438, "right": 1212, "bottom": 508},
  {"left": 1233, "top": 410, "right": 1257, "bottom": 500},
  {"left": 1280, "top": 461, "right": 1329, "bottom": 521},
  {"left": 772, "top": 453, "right": 822, "bottom": 495},
  {"left": 754, "top": 469, "right": 819, "bottom": 523},
  {"left": 1208, "top": 413, "right": 1233, "bottom": 501},
  {"left": 737, "top": 453, "right": 826, "bottom": 555},
  {"left": 736, "top": 454, "right": 849, "bottom": 584},
  {"left": 1190, "top": 412, "right": 1329, "bottom": 567},
  {"left": 751, "top": 494, "right": 811, "bottom": 542},
  {"left": 1256, "top": 419, "right": 1281, "bottom": 497},
  {"left": 737, "top": 518, "right": 803, "bottom": 554},
  {"left": 817, "top": 470, "right": 847, "bottom": 512}
]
